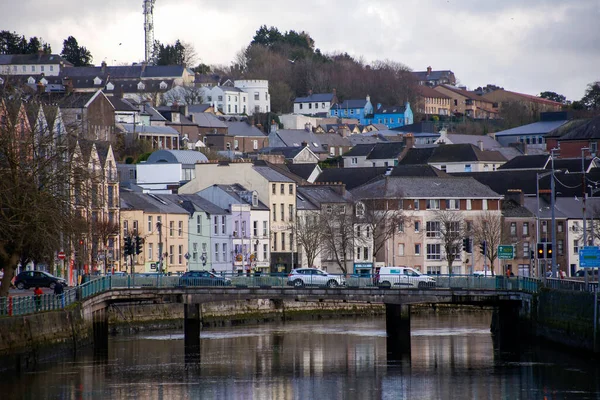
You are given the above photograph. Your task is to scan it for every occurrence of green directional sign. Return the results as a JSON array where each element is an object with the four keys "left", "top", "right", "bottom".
[{"left": 498, "top": 245, "right": 514, "bottom": 260}]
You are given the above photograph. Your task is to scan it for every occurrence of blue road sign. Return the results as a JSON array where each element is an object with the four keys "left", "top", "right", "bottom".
[{"left": 579, "top": 247, "right": 600, "bottom": 268}]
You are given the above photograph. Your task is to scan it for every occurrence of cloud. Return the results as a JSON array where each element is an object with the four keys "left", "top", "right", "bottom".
[{"left": 0, "top": 0, "right": 597, "bottom": 100}]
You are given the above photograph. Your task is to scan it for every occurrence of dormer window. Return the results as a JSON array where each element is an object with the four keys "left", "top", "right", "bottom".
[
  {"left": 159, "top": 81, "right": 167, "bottom": 89},
  {"left": 137, "top": 82, "right": 145, "bottom": 90},
  {"left": 93, "top": 76, "right": 102, "bottom": 85},
  {"left": 27, "top": 76, "right": 35, "bottom": 84},
  {"left": 252, "top": 192, "right": 258, "bottom": 207},
  {"left": 40, "top": 77, "right": 48, "bottom": 85},
  {"left": 106, "top": 82, "right": 114, "bottom": 91}
]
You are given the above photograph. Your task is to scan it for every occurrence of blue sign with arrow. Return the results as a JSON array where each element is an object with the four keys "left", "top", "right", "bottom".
[{"left": 579, "top": 247, "right": 600, "bottom": 268}]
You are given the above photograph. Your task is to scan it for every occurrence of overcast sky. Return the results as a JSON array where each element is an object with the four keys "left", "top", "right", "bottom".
[{"left": 1, "top": 0, "right": 598, "bottom": 100}]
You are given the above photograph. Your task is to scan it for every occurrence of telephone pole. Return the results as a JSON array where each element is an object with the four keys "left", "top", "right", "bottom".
[{"left": 157, "top": 221, "right": 163, "bottom": 273}]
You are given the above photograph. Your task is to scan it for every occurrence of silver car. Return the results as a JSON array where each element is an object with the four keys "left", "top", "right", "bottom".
[{"left": 287, "top": 268, "right": 345, "bottom": 288}]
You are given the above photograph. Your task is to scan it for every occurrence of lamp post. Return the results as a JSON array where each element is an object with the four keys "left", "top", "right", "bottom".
[
  {"left": 582, "top": 147, "right": 590, "bottom": 286},
  {"left": 550, "top": 148, "right": 559, "bottom": 278},
  {"left": 536, "top": 171, "right": 552, "bottom": 279}
]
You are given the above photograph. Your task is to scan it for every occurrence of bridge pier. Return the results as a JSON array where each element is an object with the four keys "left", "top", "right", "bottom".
[
  {"left": 385, "top": 304, "right": 411, "bottom": 358},
  {"left": 92, "top": 308, "right": 108, "bottom": 352},
  {"left": 184, "top": 303, "right": 201, "bottom": 355},
  {"left": 490, "top": 302, "right": 521, "bottom": 350}
]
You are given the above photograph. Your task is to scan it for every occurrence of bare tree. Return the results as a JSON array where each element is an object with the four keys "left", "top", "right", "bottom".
[
  {"left": 356, "top": 199, "right": 404, "bottom": 262},
  {"left": 320, "top": 204, "right": 355, "bottom": 274},
  {"left": 473, "top": 211, "right": 504, "bottom": 275},
  {"left": 162, "top": 84, "right": 204, "bottom": 106},
  {"left": 434, "top": 210, "right": 465, "bottom": 274},
  {"left": 93, "top": 218, "right": 120, "bottom": 274},
  {"left": 292, "top": 211, "right": 322, "bottom": 268}
]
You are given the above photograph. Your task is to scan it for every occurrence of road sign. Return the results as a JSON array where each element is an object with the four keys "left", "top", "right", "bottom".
[
  {"left": 58, "top": 251, "right": 65, "bottom": 260},
  {"left": 498, "top": 245, "right": 514, "bottom": 260},
  {"left": 579, "top": 247, "right": 600, "bottom": 268}
]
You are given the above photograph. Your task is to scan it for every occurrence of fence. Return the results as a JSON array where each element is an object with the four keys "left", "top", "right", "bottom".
[{"left": 0, "top": 273, "right": 586, "bottom": 318}]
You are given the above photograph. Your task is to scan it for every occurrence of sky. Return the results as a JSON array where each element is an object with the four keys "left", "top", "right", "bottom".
[{"left": 1, "top": 0, "right": 598, "bottom": 101}]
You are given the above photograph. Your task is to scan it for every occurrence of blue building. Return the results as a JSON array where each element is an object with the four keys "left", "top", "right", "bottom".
[
  {"left": 329, "top": 95, "right": 374, "bottom": 124},
  {"left": 373, "top": 102, "right": 413, "bottom": 129}
]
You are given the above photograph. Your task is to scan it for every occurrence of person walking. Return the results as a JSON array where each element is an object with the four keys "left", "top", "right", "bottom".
[
  {"left": 54, "top": 282, "right": 64, "bottom": 308},
  {"left": 33, "top": 286, "right": 43, "bottom": 311}
]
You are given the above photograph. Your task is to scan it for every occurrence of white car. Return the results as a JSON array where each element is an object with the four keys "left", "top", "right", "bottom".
[
  {"left": 376, "top": 266, "right": 436, "bottom": 288},
  {"left": 287, "top": 268, "right": 345, "bottom": 288}
]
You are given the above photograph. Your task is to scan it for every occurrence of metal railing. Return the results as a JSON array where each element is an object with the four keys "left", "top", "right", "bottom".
[{"left": 0, "top": 273, "right": 582, "bottom": 318}]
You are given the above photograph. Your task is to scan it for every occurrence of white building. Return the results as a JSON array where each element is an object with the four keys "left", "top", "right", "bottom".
[
  {"left": 235, "top": 80, "right": 270, "bottom": 114},
  {"left": 0, "top": 53, "right": 70, "bottom": 77}
]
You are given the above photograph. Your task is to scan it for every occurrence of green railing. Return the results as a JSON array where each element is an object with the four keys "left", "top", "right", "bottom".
[{"left": 0, "top": 274, "right": 550, "bottom": 318}]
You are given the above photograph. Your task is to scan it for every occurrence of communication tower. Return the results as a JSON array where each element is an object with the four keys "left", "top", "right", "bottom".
[{"left": 143, "top": 0, "right": 156, "bottom": 63}]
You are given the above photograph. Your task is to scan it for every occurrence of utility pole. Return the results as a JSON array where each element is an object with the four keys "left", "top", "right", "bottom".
[
  {"left": 157, "top": 221, "right": 163, "bottom": 273},
  {"left": 551, "top": 148, "right": 558, "bottom": 278},
  {"left": 582, "top": 147, "right": 589, "bottom": 287}
]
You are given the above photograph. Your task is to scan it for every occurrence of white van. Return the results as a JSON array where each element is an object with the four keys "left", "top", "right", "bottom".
[{"left": 376, "top": 266, "right": 436, "bottom": 288}]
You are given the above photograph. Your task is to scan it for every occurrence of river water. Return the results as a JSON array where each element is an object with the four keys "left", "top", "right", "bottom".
[{"left": 3, "top": 312, "right": 600, "bottom": 399}]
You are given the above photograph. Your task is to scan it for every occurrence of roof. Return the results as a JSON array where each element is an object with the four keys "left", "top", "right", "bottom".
[
  {"left": 553, "top": 116, "right": 600, "bottom": 141},
  {"left": 225, "top": 121, "right": 266, "bottom": 137},
  {"left": 119, "top": 123, "right": 179, "bottom": 135},
  {"left": 315, "top": 167, "right": 387, "bottom": 190},
  {"left": 58, "top": 92, "right": 97, "bottom": 108},
  {"left": 190, "top": 112, "right": 227, "bottom": 128},
  {"left": 494, "top": 120, "right": 569, "bottom": 136},
  {"left": 352, "top": 176, "right": 501, "bottom": 199},
  {"left": 344, "top": 144, "right": 375, "bottom": 157},
  {"left": 417, "top": 85, "right": 451, "bottom": 99},
  {"left": 174, "top": 193, "right": 228, "bottom": 215},
  {"left": 551, "top": 158, "right": 593, "bottom": 172},
  {"left": 274, "top": 129, "right": 329, "bottom": 153},
  {"left": 142, "top": 104, "right": 167, "bottom": 121},
  {"left": 413, "top": 69, "right": 454, "bottom": 82},
  {"left": 188, "top": 104, "right": 213, "bottom": 113},
  {"left": 427, "top": 144, "right": 506, "bottom": 163},
  {"left": 330, "top": 99, "right": 368, "bottom": 110},
  {"left": 398, "top": 147, "right": 437, "bottom": 165},
  {"left": 285, "top": 163, "right": 319, "bottom": 181},
  {"left": 120, "top": 192, "right": 189, "bottom": 214},
  {"left": 0, "top": 53, "right": 70, "bottom": 65},
  {"left": 375, "top": 105, "right": 407, "bottom": 115},
  {"left": 498, "top": 154, "right": 548, "bottom": 170},
  {"left": 392, "top": 121, "right": 438, "bottom": 133},
  {"left": 297, "top": 185, "right": 353, "bottom": 205},
  {"left": 294, "top": 93, "right": 335, "bottom": 103},
  {"left": 146, "top": 149, "right": 208, "bottom": 165},
  {"left": 253, "top": 165, "right": 295, "bottom": 183},
  {"left": 212, "top": 184, "right": 269, "bottom": 210},
  {"left": 389, "top": 164, "right": 450, "bottom": 177},
  {"left": 502, "top": 199, "right": 535, "bottom": 218},
  {"left": 440, "top": 134, "right": 502, "bottom": 149},
  {"left": 259, "top": 146, "right": 306, "bottom": 159},
  {"left": 109, "top": 97, "right": 137, "bottom": 112},
  {"left": 366, "top": 142, "right": 406, "bottom": 160},
  {"left": 525, "top": 197, "right": 600, "bottom": 220}
]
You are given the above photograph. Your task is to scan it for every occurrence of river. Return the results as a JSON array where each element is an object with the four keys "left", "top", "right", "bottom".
[{"left": 3, "top": 312, "right": 600, "bottom": 399}]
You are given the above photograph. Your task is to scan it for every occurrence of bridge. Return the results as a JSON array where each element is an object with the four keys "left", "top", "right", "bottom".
[{"left": 1, "top": 274, "right": 595, "bottom": 357}]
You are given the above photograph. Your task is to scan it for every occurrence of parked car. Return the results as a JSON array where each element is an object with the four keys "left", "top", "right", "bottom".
[
  {"left": 287, "top": 268, "right": 345, "bottom": 288},
  {"left": 376, "top": 266, "right": 435, "bottom": 288},
  {"left": 575, "top": 269, "right": 599, "bottom": 278},
  {"left": 179, "top": 270, "right": 231, "bottom": 286},
  {"left": 14, "top": 270, "right": 67, "bottom": 290},
  {"left": 473, "top": 270, "right": 494, "bottom": 277}
]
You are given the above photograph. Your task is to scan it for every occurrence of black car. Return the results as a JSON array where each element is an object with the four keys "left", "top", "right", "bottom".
[
  {"left": 178, "top": 270, "right": 232, "bottom": 287},
  {"left": 14, "top": 270, "right": 67, "bottom": 290},
  {"left": 575, "top": 269, "right": 599, "bottom": 277}
]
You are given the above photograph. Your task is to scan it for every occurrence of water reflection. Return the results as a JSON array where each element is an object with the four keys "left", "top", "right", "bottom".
[{"left": 2, "top": 312, "right": 600, "bottom": 399}]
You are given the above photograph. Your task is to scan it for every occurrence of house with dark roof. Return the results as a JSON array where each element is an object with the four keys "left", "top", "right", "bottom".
[
  {"left": 544, "top": 115, "right": 600, "bottom": 158},
  {"left": 416, "top": 85, "right": 452, "bottom": 116},
  {"left": 329, "top": 95, "right": 374, "bottom": 124},
  {"left": 59, "top": 89, "right": 116, "bottom": 142},
  {"left": 258, "top": 145, "right": 320, "bottom": 165},
  {"left": 268, "top": 126, "right": 352, "bottom": 160},
  {"left": 493, "top": 111, "right": 570, "bottom": 148},
  {"left": 343, "top": 141, "right": 407, "bottom": 168},
  {"left": 293, "top": 91, "right": 338, "bottom": 116},
  {"left": 373, "top": 102, "right": 413, "bottom": 129},
  {"left": 315, "top": 167, "right": 387, "bottom": 190},
  {"left": 413, "top": 66, "right": 456, "bottom": 86},
  {"left": 0, "top": 53, "right": 72, "bottom": 77},
  {"left": 426, "top": 143, "right": 507, "bottom": 172},
  {"left": 283, "top": 163, "right": 321, "bottom": 183}
]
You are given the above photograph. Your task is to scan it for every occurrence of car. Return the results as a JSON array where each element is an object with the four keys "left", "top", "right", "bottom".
[
  {"left": 14, "top": 270, "right": 67, "bottom": 290},
  {"left": 178, "top": 270, "right": 231, "bottom": 286},
  {"left": 376, "top": 266, "right": 436, "bottom": 288},
  {"left": 287, "top": 268, "right": 345, "bottom": 288},
  {"left": 575, "top": 269, "right": 599, "bottom": 278},
  {"left": 473, "top": 270, "right": 494, "bottom": 277}
]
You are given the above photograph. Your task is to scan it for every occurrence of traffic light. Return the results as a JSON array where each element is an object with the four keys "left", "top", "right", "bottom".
[
  {"left": 135, "top": 235, "right": 143, "bottom": 255},
  {"left": 479, "top": 240, "right": 487, "bottom": 255},
  {"left": 462, "top": 238, "right": 470, "bottom": 252},
  {"left": 530, "top": 250, "right": 535, "bottom": 260},
  {"left": 124, "top": 236, "right": 132, "bottom": 256},
  {"left": 545, "top": 243, "right": 553, "bottom": 259},
  {"left": 537, "top": 243, "right": 544, "bottom": 259}
]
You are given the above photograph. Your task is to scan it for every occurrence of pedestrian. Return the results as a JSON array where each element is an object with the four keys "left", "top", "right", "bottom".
[
  {"left": 33, "top": 286, "right": 43, "bottom": 311},
  {"left": 53, "top": 282, "right": 64, "bottom": 308},
  {"left": 506, "top": 267, "right": 511, "bottom": 278}
]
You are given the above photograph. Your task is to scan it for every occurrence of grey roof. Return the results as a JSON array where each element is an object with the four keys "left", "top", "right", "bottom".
[
  {"left": 441, "top": 134, "right": 502, "bottom": 149},
  {"left": 294, "top": 93, "right": 335, "bottom": 103},
  {"left": 389, "top": 164, "right": 450, "bottom": 177},
  {"left": 120, "top": 191, "right": 189, "bottom": 214},
  {"left": 344, "top": 144, "right": 375, "bottom": 157},
  {"left": 275, "top": 129, "right": 328, "bottom": 153},
  {"left": 120, "top": 124, "right": 179, "bottom": 135},
  {"left": 258, "top": 146, "right": 306, "bottom": 159},
  {"left": 285, "top": 163, "right": 320, "bottom": 180},
  {"left": 146, "top": 149, "right": 208, "bottom": 165},
  {"left": 189, "top": 112, "right": 227, "bottom": 128},
  {"left": 142, "top": 104, "right": 167, "bottom": 121},
  {"left": 348, "top": 134, "right": 384, "bottom": 145},
  {"left": 62, "top": 65, "right": 186, "bottom": 80},
  {"left": 413, "top": 69, "right": 455, "bottom": 82},
  {"left": 176, "top": 193, "right": 228, "bottom": 215},
  {"left": 58, "top": 92, "right": 98, "bottom": 109},
  {"left": 554, "top": 116, "right": 600, "bottom": 141},
  {"left": 109, "top": 97, "right": 137, "bottom": 112},
  {"left": 330, "top": 99, "right": 368, "bottom": 110},
  {"left": 211, "top": 184, "right": 269, "bottom": 210},
  {"left": 367, "top": 142, "right": 406, "bottom": 160},
  {"left": 427, "top": 144, "right": 506, "bottom": 163},
  {"left": 188, "top": 104, "right": 213, "bottom": 113},
  {"left": 316, "top": 167, "right": 388, "bottom": 190},
  {"left": 253, "top": 166, "right": 295, "bottom": 182},
  {"left": 375, "top": 105, "right": 407, "bottom": 115},
  {"left": 398, "top": 147, "right": 437, "bottom": 165},
  {"left": 219, "top": 86, "right": 244, "bottom": 93},
  {"left": 502, "top": 200, "right": 535, "bottom": 218},
  {"left": 494, "top": 120, "right": 569, "bottom": 136},
  {"left": 498, "top": 154, "right": 548, "bottom": 170},
  {"left": 0, "top": 53, "right": 70, "bottom": 65},
  {"left": 297, "top": 185, "right": 354, "bottom": 206},
  {"left": 225, "top": 121, "right": 266, "bottom": 137},
  {"left": 352, "top": 177, "right": 502, "bottom": 199},
  {"left": 524, "top": 197, "right": 600, "bottom": 220},
  {"left": 316, "top": 133, "right": 353, "bottom": 147}
]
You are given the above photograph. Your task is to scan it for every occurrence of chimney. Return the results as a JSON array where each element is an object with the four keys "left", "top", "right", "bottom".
[
  {"left": 270, "top": 119, "right": 278, "bottom": 134},
  {"left": 36, "top": 80, "right": 45, "bottom": 95},
  {"left": 141, "top": 61, "right": 147, "bottom": 74},
  {"left": 101, "top": 61, "right": 107, "bottom": 74},
  {"left": 426, "top": 66, "right": 432, "bottom": 75},
  {"left": 506, "top": 189, "right": 524, "bottom": 206},
  {"left": 308, "top": 89, "right": 313, "bottom": 96},
  {"left": 477, "top": 140, "right": 484, "bottom": 151},
  {"left": 301, "top": 141, "right": 308, "bottom": 147},
  {"left": 304, "top": 122, "right": 312, "bottom": 132},
  {"left": 404, "top": 133, "right": 415, "bottom": 149},
  {"left": 338, "top": 126, "right": 350, "bottom": 138},
  {"left": 62, "top": 76, "right": 73, "bottom": 95}
]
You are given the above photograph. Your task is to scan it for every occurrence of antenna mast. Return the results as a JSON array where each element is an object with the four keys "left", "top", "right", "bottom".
[{"left": 143, "top": 0, "right": 156, "bottom": 63}]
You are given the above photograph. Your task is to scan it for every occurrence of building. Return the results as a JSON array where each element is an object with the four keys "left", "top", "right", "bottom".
[
  {"left": 413, "top": 66, "right": 456, "bottom": 86},
  {"left": 343, "top": 142, "right": 408, "bottom": 168},
  {"left": 433, "top": 85, "right": 498, "bottom": 119},
  {"left": 293, "top": 91, "right": 338, "bottom": 116},
  {"left": 234, "top": 80, "right": 270, "bottom": 114},
  {"left": 480, "top": 89, "right": 564, "bottom": 115},
  {"left": 119, "top": 123, "right": 180, "bottom": 150},
  {"left": 202, "top": 85, "right": 248, "bottom": 115},
  {"left": 416, "top": 85, "right": 452, "bottom": 116},
  {"left": 135, "top": 149, "right": 209, "bottom": 193},
  {"left": 545, "top": 115, "right": 600, "bottom": 158},
  {"left": 373, "top": 102, "right": 413, "bottom": 129},
  {"left": 329, "top": 96, "right": 374, "bottom": 124},
  {"left": 493, "top": 112, "right": 570, "bottom": 148},
  {"left": 400, "top": 143, "right": 507, "bottom": 172},
  {"left": 59, "top": 89, "right": 116, "bottom": 142},
  {"left": 0, "top": 53, "right": 71, "bottom": 76}
]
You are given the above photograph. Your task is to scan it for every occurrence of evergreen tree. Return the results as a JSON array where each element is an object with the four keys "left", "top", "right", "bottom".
[{"left": 61, "top": 36, "right": 93, "bottom": 66}]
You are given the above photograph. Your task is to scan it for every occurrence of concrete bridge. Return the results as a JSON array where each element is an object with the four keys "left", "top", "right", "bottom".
[{"left": 82, "top": 285, "right": 534, "bottom": 356}]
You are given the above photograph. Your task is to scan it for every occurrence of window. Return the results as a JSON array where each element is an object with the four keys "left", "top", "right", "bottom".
[
  {"left": 222, "top": 243, "right": 227, "bottom": 262},
  {"left": 272, "top": 184, "right": 276, "bottom": 194},
  {"left": 573, "top": 240, "right": 579, "bottom": 253},
  {"left": 169, "top": 221, "right": 174, "bottom": 237},
  {"left": 355, "top": 202, "right": 365, "bottom": 216},
  {"left": 413, "top": 200, "right": 420, "bottom": 210},
  {"left": 197, "top": 215, "right": 202, "bottom": 234},
  {"left": 254, "top": 92, "right": 260, "bottom": 100},
  {"left": 263, "top": 221, "right": 267, "bottom": 236},
  {"left": 363, "top": 247, "right": 369, "bottom": 260},
  {"left": 289, "top": 204, "right": 294, "bottom": 221},
  {"left": 169, "top": 246, "right": 174, "bottom": 264},
  {"left": 446, "top": 199, "right": 459, "bottom": 210},
  {"left": 280, "top": 184, "right": 284, "bottom": 194},
  {"left": 124, "top": 221, "right": 129, "bottom": 236},
  {"left": 398, "top": 222, "right": 404, "bottom": 233},
  {"left": 482, "top": 200, "right": 488, "bottom": 210},
  {"left": 523, "top": 242, "right": 530, "bottom": 258},
  {"left": 558, "top": 240, "right": 564, "bottom": 255},
  {"left": 426, "top": 199, "right": 440, "bottom": 210},
  {"left": 148, "top": 243, "right": 153, "bottom": 260},
  {"left": 192, "top": 243, "right": 198, "bottom": 261},
  {"left": 215, "top": 243, "right": 219, "bottom": 261},
  {"left": 253, "top": 140, "right": 258, "bottom": 150},
  {"left": 221, "top": 216, "right": 226, "bottom": 234},
  {"left": 241, "top": 221, "right": 246, "bottom": 237},
  {"left": 280, "top": 203, "right": 284, "bottom": 221},
  {"left": 356, "top": 247, "right": 361, "bottom": 260},
  {"left": 178, "top": 245, "right": 183, "bottom": 264},
  {"left": 326, "top": 205, "right": 333, "bottom": 214},
  {"left": 427, "top": 266, "right": 441, "bottom": 275},
  {"left": 234, "top": 221, "right": 239, "bottom": 237},
  {"left": 351, "top": 157, "right": 358, "bottom": 165},
  {"left": 398, "top": 244, "right": 405, "bottom": 256},
  {"left": 299, "top": 103, "right": 303, "bottom": 110},
  {"left": 466, "top": 199, "right": 472, "bottom": 210},
  {"left": 542, "top": 221, "right": 547, "bottom": 233},
  {"left": 289, "top": 184, "right": 294, "bottom": 195},
  {"left": 427, "top": 244, "right": 441, "bottom": 260},
  {"left": 557, "top": 221, "right": 564, "bottom": 233},
  {"left": 464, "top": 164, "right": 472, "bottom": 172},
  {"left": 426, "top": 221, "right": 440, "bottom": 238},
  {"left": 253, "top": 221, "right": 258, "bottom": 237},
  {"left": 523, "top": 222, "right": 529, "bottom": 236},
  {"left": 263, "top": 244, "right": 268, "bottom": 261},
  {"left": 510, "top": 222, "right": 517, "bottom": 236},
  {"left": 281, "top": 232, "right": 285, "bottom": 251},
  {"left": 214, "top": 216, "right": 218, "bottom": 234},
  {"left": 414, "top": 221, "right": 420, "bottom": 232},
  {"left": 273, "top": 233, "right": 277, "bottom": 251},
  {"left": 273, "top": 204, "right": 277, "bottom": 221},
  {"left": 148, "top": 216, "right": 153, "bottom": 233}
]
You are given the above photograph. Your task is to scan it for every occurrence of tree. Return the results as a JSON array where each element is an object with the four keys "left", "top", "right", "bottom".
[
  {"left": 434, "top": 211, "right": 465, "bottom": 274},
  {"left": 582, "top": 81, "right": 600, "bottom": 111},
  {"left": 539, "top": 91, "right": 566, "bottom": 104},
  {"left": 356, "top": 199, "right": 404, "bottom": 262},
  {"left": 0, "top": 30, "right": 51, "bottom": 55},
  {"left": 293, "top": 211, "right": 323, "bottom": 268},
  {"left": 472, "top": 211, "right": 504, "bottom": 276},
  {"left": 92, "top": 218, "right": 120, "bottom": 274},
  {"left": 161, "top": 84, "right": 204, "bottom": 106},
  {"left": 320, "top": 204, "right": 355, "bottom": 274},
  {"left": 0, "top": 97, "right": 93, "bottom": 297},
  {"left": 61, "top": 36, "right": 92, "bottom": 66},
  {"left": 152, "top": 39, "right": 197, "bottom": 67}
]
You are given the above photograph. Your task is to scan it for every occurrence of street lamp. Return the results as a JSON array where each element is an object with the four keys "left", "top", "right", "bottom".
[
  {"left": 536, "top": 171, "right": 552, "bottom": 279},
  {"left": 550, "top": 148, "right": 559, "bottom": 278}
]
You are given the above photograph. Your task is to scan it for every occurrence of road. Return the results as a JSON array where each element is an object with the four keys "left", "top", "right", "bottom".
[{"left": 4, "top": 287, "right": 56, "bottom": 297}]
